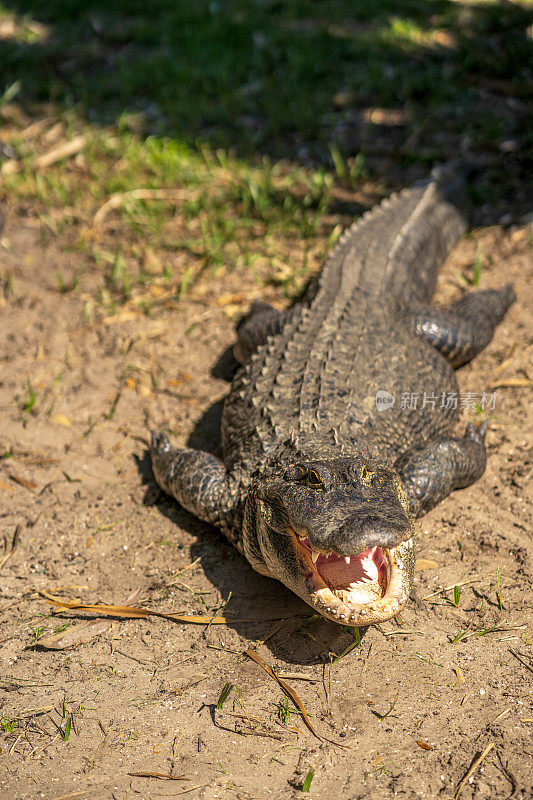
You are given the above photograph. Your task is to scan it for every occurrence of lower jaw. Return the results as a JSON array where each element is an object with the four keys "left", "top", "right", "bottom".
[{"left": 305, "top": 539, "right": 414, "bottom": 626}]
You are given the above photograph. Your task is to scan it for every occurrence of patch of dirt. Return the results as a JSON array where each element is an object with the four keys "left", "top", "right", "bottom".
[{"left": 0, "top": 214, "right": 531, "bottom": 800}]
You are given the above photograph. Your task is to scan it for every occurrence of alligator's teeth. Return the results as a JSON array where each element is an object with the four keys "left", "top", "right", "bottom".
[
  {"left": 298, "top": 534, "right": 307, "bottom": 542},
  {"left": 311, "top": 550, "right": 319, "bottom": 564},
  {"left": 344, "top": 556, "right": 351, "bottom": 564}
]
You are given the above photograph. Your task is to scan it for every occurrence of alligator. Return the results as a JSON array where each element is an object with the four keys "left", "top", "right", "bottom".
[{"left": 151, "top": 167, "right": 515, "bottom": 626}]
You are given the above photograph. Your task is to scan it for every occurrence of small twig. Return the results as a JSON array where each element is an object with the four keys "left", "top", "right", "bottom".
[
  {"left": 127, "top": 772, "right": 189, "bottom": 781},
  {"left": 375, "top": 692, "right": 399, "bottom": 721},
  {"left": 454, "top": 742, "right": 494, "bottom": 799},
  {"left": 422, "top": 576, "right": 481, "bottom": 601},
  {"left": 274, "top": 672, "right": 318, "bottom": 682},
  {"left": 361, "top": 642, "right": 373, "bottom": 678},
  {"left": 0, "top": 523, "right": 23, "bottom": 569},
  {"left": 113, "top": 649, "right": 153, "bottom": 665},
  {"left": 204, "top": 591, "right": 232, "bottom": 636},
  {"left": 508, "top": 648, "right": 533, "bottom": 674},
  {"left": 322, "top": 663, "right": 330, "bottom": 714}
]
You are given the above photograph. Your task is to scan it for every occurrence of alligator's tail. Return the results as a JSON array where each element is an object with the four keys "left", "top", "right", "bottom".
[
  {"left": 317, "top": 163, "right": 469, "bottom": 307},
  {"left": 386, "top": 161, "right": 470, "bottom": 304}
]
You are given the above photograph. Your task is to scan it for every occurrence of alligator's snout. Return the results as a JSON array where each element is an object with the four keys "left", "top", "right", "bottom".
[{"left": 329, "top": 509, "right": 413, "bottom": 554}]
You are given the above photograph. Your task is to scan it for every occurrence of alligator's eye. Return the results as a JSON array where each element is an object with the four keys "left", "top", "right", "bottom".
[
  {"left": 306, "top": 469, "right": 324, "bottom": 490},
  {"left": 360, "top": 465, "right": 375, "bottom": 486}
]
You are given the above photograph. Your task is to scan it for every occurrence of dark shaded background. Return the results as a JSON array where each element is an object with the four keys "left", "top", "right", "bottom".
[{"left": 1, "top": 1, "right": 532, "bottom": 216}]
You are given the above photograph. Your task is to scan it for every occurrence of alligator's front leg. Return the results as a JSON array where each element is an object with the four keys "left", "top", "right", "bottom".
[
  {"left": 395, "top": 422, "right": 488, "bottom": 516},
  {"left": 409, "top": 285, "right": 515, "bottom": 367},
  {"left": 150, "top": 433, "right": 242, "bottom": 548}
]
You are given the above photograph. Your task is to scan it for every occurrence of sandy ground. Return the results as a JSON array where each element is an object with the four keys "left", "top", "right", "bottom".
[{"left": 0, "top": 212, "right": 531, "bottom": 800}]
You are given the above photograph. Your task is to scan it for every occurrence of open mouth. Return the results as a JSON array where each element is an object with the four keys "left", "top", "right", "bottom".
[{"left": 292, "top": 533, "right": 413, "bottom": 625}]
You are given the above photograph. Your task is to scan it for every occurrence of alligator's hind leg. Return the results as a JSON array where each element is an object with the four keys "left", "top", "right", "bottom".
[
  {"left": 396, "top": 422, "right": 488, "bottom": 516},
  {"left": 150, "top": 433, "right": 241, "bottom": 547},
  {"left": 235, "top": 300, "right": 291, "bottom": 364},
  {"left": 410, "top": 285, "right": 515, "bottom": 367}
]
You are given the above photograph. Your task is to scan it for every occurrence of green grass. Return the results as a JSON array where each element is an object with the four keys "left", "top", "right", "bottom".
[
  {"left": 301, "top": 768, "right": 315, "bottom": 792},
  {"left": 216, "top": 681, "right": 234, "bottom": 710},
  {"left": 2, "top": 127, "right": 335, "bottom": 312},
  {"left": 1, "top": 716, "right": 18, "bottom": 734},
  {"left": 1, "top": 1, "right": 531, "bottom": 156},
  {"left": 0, "top": 1, "right": 531, "bottom": 310},
  {"left": 15, "top": 380, "right": 38, "bottom": 415}
]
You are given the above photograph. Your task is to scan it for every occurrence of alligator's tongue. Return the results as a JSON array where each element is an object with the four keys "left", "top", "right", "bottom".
[{"left": 315, "top": 545, "right": 384, "bottom": 589}]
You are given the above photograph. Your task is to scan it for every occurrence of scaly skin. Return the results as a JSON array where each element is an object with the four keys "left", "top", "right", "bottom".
[{"left": 151, "top": 166, "right": 515, "bottom": 626}]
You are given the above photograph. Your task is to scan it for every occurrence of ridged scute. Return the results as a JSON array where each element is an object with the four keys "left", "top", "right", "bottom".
[{"left": 222, "top": 173, "right": 467, "bottom": 472}]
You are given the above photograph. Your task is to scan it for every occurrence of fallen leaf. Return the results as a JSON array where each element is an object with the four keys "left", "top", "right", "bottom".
[
  {"left": 52, "top": 413, "right": 72, "bottom": 427},
  {"left": 7, "top": 473, "right": 36, "bottom": 491},
  {"left": 127, "top": 772, "right": 189, "bottom": 781},
  {"left": 452, "top": 664, "right": 466, "bottom": 684}
]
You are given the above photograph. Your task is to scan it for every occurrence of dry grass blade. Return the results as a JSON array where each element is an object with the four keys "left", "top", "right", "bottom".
[
  {"left": 47, "top": 791, "right": 95, "bottom": 800},
  {"left": 454, "top": 742, "right": 494, "bottom": 800},
  {"left": 34, "top": 136, "right": 86, "bottom": 170},
  {"left": 275, "top": 672, "right": 318, "bottom": 682},
  {"left": 40, "top": 592, "right": 294, "bottom": 625},
  {"left": 490, "top": 709, "right": 510, "bottom": 725},
  {"left": 127, "top": 772, "right": 189, "bottom": 781},
  {"left": 244, "top": 649, "right": 320, "bottom": 740},
  {"left": 0, "top": 522, "right": 23, "bottom": 570},
  {"left": 7, "top": 705, "right": 55, "bottom": 720},
  {"left": 488, "top": 378, "right": 532, "bottom": 389},
  {"left": 375, "top": 692, "right": 399, "bottom": 721},
  {"left": 94, "top": 188, "right": 191, "bottom": 225},
  {"left": 41, "top": 592, "right": 232, "bottom": 623},
  {"left": 35, "top": 589, "right": 139, "bottom": 650},
  {"left": 422, "top": 576, "right": 481, "bottom": 601},
  {"left": 7, "top": 473, "right": 36, "bottom": 491},
  {"left": 155, "top": 784, "right": 210, "bottom": 797}
]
